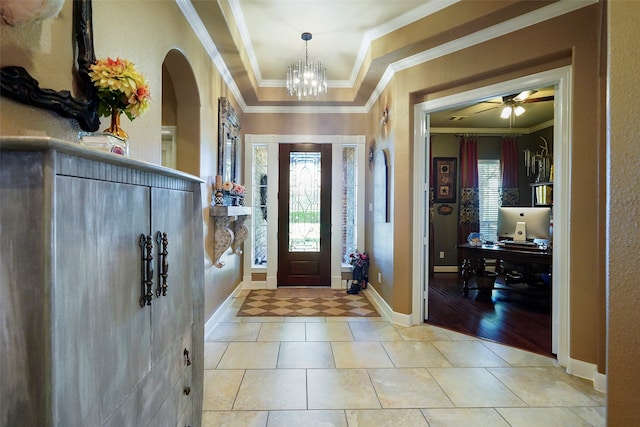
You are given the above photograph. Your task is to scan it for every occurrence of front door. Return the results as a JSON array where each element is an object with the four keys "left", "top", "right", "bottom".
[{"left": 277, "top": 143, "right": 331, "bottom": 286}]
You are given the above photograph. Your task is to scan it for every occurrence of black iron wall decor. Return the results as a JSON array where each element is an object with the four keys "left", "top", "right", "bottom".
[{"left": 0, "top": 0, "right": 100, "bottom": 131}]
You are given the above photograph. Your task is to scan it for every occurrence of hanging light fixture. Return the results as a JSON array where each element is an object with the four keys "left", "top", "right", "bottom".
[{"left": 286, "top": 32, "right": 327, "bottom": 100}]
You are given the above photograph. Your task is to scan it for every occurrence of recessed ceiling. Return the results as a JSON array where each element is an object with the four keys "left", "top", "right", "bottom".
[
  {"left": 185, "top": 0, "right": 586, "bottom": 121},
  {"left": 234, "top": 0, "right": 444, "bottom": 84}
]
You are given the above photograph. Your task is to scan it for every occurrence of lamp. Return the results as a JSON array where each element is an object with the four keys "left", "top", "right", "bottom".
[{"left": 286, "top": 32, "right": 327, "bottom": 99}]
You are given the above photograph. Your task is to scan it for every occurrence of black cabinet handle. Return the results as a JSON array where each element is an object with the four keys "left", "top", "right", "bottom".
[
  {"left": 184, "top": 348, "right": 192, "bottom": 366},
  {"left": 183, "top": 386, "right": 191, "bottom": 396},
  {"left": 156, "top": 231, "right": 169, "bottom": 297},
  {"left": 139, "top": 234, "right": 154, "bottom": 307}
]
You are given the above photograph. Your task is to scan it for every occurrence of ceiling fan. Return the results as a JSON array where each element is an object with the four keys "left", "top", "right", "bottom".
[{"left": 452, "top": 89, "right": 555, "bottom": 119}]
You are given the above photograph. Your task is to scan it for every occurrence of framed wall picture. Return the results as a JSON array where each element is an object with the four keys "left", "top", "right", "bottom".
[
  {"left": 218, "top": 97, "right": 241, "bottom": 183},
  {"left": 433, "top": 157, "right": 457, "bottom": 203},
  {"left": 373, "top": 149, "right": 390, "bottom": 223}
]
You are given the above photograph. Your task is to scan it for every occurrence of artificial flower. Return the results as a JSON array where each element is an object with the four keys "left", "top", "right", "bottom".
[
  {"left": 88, "top": 57, "right": 151, "bottom": 120},
  {"left": 231, "top": 182, "right": 246, "bottom": 195},
  {"left": 348, "top": 249, "right": 369, "bottom": 267}
]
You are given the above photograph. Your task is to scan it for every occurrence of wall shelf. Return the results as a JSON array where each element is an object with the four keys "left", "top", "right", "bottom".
[{"left": 210, "top": 205, "right": 251, "bottom": 268}]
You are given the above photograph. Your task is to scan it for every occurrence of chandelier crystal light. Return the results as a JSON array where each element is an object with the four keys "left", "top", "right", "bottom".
[{"left": 286, "top": 32, "right": 327, "bottom": 99}]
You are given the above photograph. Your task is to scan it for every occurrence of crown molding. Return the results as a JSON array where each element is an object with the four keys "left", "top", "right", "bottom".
[
  {"left": 430, "top": 119, "right": 554, "bottom": 136},
  {"left": 179, "top": 0, "right": 596, "bottom": 115}
]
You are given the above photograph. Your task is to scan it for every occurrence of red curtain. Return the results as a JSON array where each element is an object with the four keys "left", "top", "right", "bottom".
[
  {"left": 458, "top": 135, "right": 479, "bottom": 244},
  {"left": 500, "top": 136, "right": 520, "bottom": 206}
]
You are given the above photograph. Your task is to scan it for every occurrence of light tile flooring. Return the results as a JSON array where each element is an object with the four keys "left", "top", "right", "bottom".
[{"left": 203, "top": 289, "right": 606, "bottom": 426}]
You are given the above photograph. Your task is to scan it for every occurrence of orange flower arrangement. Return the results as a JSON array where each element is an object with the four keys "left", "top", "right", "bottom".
[{"left": 88, "top": 57, "right": 151, "bottom": 120}]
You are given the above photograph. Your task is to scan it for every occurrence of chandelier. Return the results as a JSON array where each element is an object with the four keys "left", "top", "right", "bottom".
[{"left": 286, "top": 32, "right": 327, "bottom": 99}]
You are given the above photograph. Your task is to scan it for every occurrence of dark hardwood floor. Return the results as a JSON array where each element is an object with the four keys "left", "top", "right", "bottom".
[{"left": 426, "top": 272, "right": 553, "bottom": 357}]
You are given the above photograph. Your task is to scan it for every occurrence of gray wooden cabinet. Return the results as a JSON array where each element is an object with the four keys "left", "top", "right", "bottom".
[{"left": 1, "top": 137, "right": 204, "bottom": 427}]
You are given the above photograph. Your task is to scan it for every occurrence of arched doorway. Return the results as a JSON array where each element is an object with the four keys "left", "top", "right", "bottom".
[{"left": 162, "top": 49, "right": 201, "bottom": 176}]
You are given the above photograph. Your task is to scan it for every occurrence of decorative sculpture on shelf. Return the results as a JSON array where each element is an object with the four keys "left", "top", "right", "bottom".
[
  {"left": 212, "top": 215, "right": 235, "bottom": 268},
  {"left": 210, "top": 205, "right": 251, "bottom": 268},
  {"left": 524, "top": 136, "right": 553, "bottom": 183}
]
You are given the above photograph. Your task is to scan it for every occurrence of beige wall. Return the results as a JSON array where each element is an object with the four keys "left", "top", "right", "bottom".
[
  {"left": 243, "top": 113, "right": 366, "bottom": 135},
  {"left": 378, "top": 5, "right": 605, "bottom": 374},
  {"left": 607, "top": 1, "right": 640, "bottom": 424}
]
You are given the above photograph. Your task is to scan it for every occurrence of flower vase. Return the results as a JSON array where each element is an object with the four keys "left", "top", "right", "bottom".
[
  {"left": 78, "top": 111, "right": 128, "bottom": 156},
  {"left": 105, "top": 110, "right": 129, "bottom": 140}
]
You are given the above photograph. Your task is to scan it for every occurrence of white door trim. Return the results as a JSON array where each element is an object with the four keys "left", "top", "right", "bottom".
[
  {"left": 243, "top": 134, "right": 366, "bottom": 289},
  {"left": 412, "top": 66, "right": 572, "bottom": 365}
]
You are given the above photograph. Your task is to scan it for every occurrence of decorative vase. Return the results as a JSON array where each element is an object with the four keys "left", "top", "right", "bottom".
[
  {"left": 78, "top": 131, "right": 128, "bottom": 156},
  {"left": 104, "top": 109, "right": 129, "bottom": 140},
  {"left": 214, "top": 189, "right": 224, "bottom": 206}
]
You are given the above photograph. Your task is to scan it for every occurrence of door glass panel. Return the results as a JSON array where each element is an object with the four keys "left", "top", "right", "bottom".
[
  {"left": 342, "top": 145, "right": 357, "bottom": 263},
  {"left": 252, "top": 145, "right": 268, "bottom": 266},
  {"left": 289, "top": 151, "right": 321, "bottom": 252}
]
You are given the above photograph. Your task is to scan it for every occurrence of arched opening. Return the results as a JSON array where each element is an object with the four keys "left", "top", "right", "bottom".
[{"left": 162, "top": 49, "right": 201, "bottom": 176}]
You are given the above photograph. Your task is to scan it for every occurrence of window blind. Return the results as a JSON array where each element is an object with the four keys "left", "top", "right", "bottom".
[{"left": 478, "top": 159, "right": 501, "bottom": 242}]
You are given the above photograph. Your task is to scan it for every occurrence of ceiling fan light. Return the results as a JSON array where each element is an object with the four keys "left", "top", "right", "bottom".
[
  {"left": 500, "top": 105, "right": 512, "bottom": 119},
  {"left": 514, "top": 105, "right": 526, "bottom": 116}
]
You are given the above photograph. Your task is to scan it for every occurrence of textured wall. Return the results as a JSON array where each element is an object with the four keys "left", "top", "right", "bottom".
[{"left": 607, "top": 0, "right": 640, "bottom": 423}]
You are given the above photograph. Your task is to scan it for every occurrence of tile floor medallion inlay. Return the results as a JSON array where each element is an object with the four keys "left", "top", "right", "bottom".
[{"left": 237, "top": 289, "right": 380, "bottom": 317}]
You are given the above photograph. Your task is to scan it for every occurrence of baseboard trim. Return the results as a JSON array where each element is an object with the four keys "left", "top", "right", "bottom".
[
  {"left": 364, "top": 285, "right": 411, "bottom": 326},
  {"left": 434, "top": 266, "right": 459, "bottom": 273},
  {"left": 391, "top": 311, "right": 412, "bottom": 326},
  {"left": 242, "top": 280, "right": 267, "bottom": 289},
  {"left": 362, "top": 285, "right": 392, "bottom": 321},
  {"left": 566, "top": 357, "right": 607, "bottom": 393},
  {"left": 204, "top": 282, "right": 243, "bottom": 340}
]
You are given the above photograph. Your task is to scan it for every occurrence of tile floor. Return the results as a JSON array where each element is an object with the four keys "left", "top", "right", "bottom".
[{"left": 203, "top": 289, "right": 606, "bottom": 426}]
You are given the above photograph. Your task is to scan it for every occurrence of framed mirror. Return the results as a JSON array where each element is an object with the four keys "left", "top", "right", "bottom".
[{"left": 218, "top": 97, "right": 241, "bottom": 183}]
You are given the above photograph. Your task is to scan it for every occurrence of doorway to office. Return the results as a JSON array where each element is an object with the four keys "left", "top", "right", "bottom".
[{"left": 412, "top": 66, "right": 572, "bottom": 364}]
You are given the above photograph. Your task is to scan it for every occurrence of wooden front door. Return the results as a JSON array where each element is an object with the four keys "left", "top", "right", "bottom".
[{"left": 277, "top": 143, "right": 332, "bottom": 286}]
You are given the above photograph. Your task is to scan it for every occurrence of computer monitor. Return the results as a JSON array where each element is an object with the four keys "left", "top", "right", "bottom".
[{"left": 497, "top": 207, "right": 551, "bottom": 242}]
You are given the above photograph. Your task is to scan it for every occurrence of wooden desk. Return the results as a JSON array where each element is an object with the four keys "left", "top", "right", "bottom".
[{"left": 458, "top": 243, "right": 552, "bottom": 297}]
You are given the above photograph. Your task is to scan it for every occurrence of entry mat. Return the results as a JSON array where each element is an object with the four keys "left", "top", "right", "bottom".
[{"left": 236, "top": 288, "right": 380, "bottom": 317}]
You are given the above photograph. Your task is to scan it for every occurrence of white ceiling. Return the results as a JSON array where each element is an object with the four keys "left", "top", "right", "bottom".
[
  {"left": 231, "top": 0, "right": 454, "bottom": 85},
  {"left": 427, "top": 87, "right": 555, "bottom": 130},
  {"left": 185, "top": 0, "right": 575, "bottom": 129}
]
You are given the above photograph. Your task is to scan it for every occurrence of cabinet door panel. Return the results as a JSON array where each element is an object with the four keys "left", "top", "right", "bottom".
[
  {"left": 150, "top": 188, "right": 194, "bottom": 362},
  {"left": 54, "top": 177, "right": 151, "bottom": 426}
]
